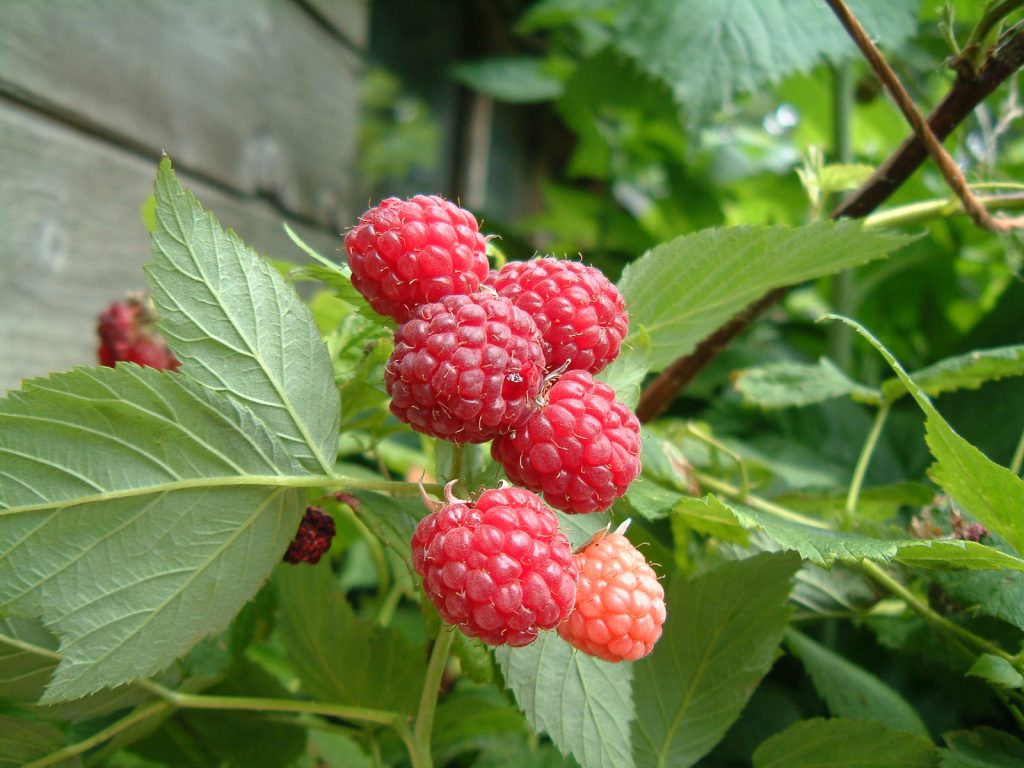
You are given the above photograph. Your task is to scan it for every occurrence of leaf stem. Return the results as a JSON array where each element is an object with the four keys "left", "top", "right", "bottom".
[
  {"left": 863, "top": 191, "right": 1024, "bottom": 230},
  {"left": 685, "top": 424, "right": 750, "bottom": 500},
  {"left": 694, "top": 471, "right": 831, "bottom": 529},
  {"left": 411, "top": 625, "right": 455, "bottom": 768},
  {"left": 336, "top": 499, "right": 391, "bottom": 600},
  {"left": 1010, "top": 425, "right": 1024, "bottom": 475},
  {"left": 23, "top": 700, "right": 172, "bottom": 768},
  {"left": 844, "top": 402, "right": 892, "bottom": 528}
]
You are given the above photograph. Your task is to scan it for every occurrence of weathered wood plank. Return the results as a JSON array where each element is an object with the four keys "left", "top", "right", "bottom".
[
  {"left": 0, "top": 101, "right": 343, "bottom": 393},
  {"left": 303, "top": 0, "right": 370, "bottom": 50},
  {"left": 0, "top": 0, "right": 362, "bottom": 228}
]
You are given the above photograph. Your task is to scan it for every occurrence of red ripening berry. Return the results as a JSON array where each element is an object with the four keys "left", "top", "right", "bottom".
[
  {"left": 487, "top": 258, "right": 628, "bottom": 375},
  {"left": 97, "top": 297, "right": 180, "bottom": 371},
  {"left": 558, "top": 529, "right": 666, "bottom": 662},
  {"left": 385, "top": 292, "right": 546, "bottom": 443},
  {"left": 491, "top": 370, "right": 641, "bottom": 514},
  {"left": 283, "top": 506, "right": 336, "bottom": 565},
  {"left": 344, "top": 195, "right": 490, "bottom": 322},
  {"left": 411, "top": 485, "right": 578, "bottom": 647}
]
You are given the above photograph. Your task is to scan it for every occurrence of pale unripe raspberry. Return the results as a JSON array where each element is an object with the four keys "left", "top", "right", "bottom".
[
  {"left": 487, "top": 258, "right": 628, "bottom": 374},
  {"left": 345, "top": 195, "right": 490, "bottom": 322},
  {"left": 491, "top": 370, "right": 641, "bottom": 513},
  {"left": 411, "top": 486, "right": 578, "bottom": 647},
  {"left": 385, "top": 293, "right": 545, "bottom": 443},
  {"left": 558, "top": 531, "right": 665, "bottom": 662}
]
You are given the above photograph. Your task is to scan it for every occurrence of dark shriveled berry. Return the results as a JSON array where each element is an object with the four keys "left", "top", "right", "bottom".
[
  {"left": 283, "top": 506, "right": 336, "bottom": 565},
  {"left": 492, "top": 370, "right": 641, "bottom": 514},
  {"left": 385, "top": 293, "right": 545, "bottom": 443},
  {"left": 412, "top": 486, "right": 577, "bottom": 647},
  {"left": 344, "top": 195, "right": 490, "bottom": 322}
]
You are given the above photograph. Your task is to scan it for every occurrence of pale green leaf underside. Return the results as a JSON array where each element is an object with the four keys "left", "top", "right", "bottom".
[
  {"left": 882, "top": 344, "right": 1024, "bottom": 401},
  {"left": 147, "top": 157, "right": 340, "bottom": 474},
  {"left": 734, "top": 358, "right": 880, "bottom": 409},
  {"left": 632, "top": 552, "right": 799, "bottom": 768},
  {"left": 753, "top": 718, "right": 938, "bottom": 767},
  {"left": 495, "top": 631, "right": 635, "bottom": 768},
  {"left": 830, "top": 317, "right": 1024, "bottom": 557},
  {"left": 618, "top": 222, "right": 912, "bottom": 372},
  {"left": 785, "top": 629, "right": 928, "bottom": 737},
  {"left": 0, "top": 366, "right": 307, "bottom": 701}
]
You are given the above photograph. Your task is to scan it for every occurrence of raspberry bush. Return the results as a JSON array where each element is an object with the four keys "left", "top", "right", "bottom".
[{"left": 4, "top": 5, "right": 1024, "bottom": 767}]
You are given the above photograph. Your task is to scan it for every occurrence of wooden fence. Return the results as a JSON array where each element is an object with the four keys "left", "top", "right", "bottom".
[{"left": 0, "top": 0, "right": 366, "bottom": 391}]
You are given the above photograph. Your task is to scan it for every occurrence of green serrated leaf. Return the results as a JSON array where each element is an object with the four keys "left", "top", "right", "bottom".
[
  {"left": 596, "top": 325, "right": 651, "bottom": 410},
  {"left": 672, "top": 495, "right": 749, "bottom": 543},
  {"left": 733, "top": 358, "right": 881, "bottom": 409},
  {"left": 275, "top": 564, "right": 425, "bottom": 713},
  {"left": 0, "top": 366, "right": 307, "bottom": 701},
  {"left": 632, "top": 552, "right": 800, "bottom": 768},
  {"left": 967, "top": 654, "right": 1024, "bottom": 690},
  {"left": 882, "top": 345, "right": 1024, "bottom": 401},
  {"left": 146, "top": 157, "right": 340, "bottom": 474},
  {"left": 452, "top": 56, "right": 565, "bottom": 102},
  {"left": 940, "top": 727, "right": 1024, "bottom": 767},
  {"left": 0, "top": 715, "right": 75, "bottom": 768},
  {"left": 785, "top": 628, "right": 928, "bottom": 736},
  {"left": 753, "top": 718, "right": 938, "bottom": 767},
  {"left": 829, "top": 316, "right": 1024, "bottom": 556},
  {"left": 614, "top": 0, "right": 918, "bottom": 128},
  {"left": 932, "top": 571, "right": 1024, "bottom": 632},
  {"left": 495, "top": 631, "right": 634, "bottom": 768},
  {"left": 618, "top": 223, "right": 912, "bottom": 372}
]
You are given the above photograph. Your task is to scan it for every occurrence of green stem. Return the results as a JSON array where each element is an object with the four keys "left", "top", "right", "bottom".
[
  {"left": 960, "top": 0, "right": 1024, "bottom": 71},
  {"left": 685, "top": 424, "right": 750, "bottom": 500},
  {"left": 23, "top": 700, "right": 172, "bottom": 768},
  {"left": 411, "top": 626, "right": 456, "bottom": 768},
  {"left": 863, "top": 191, "right": 1024, "bottom": 230},
  {"left": 844, "top": 402, "right": 892, "bottom": 528},
  {"left": 694, "top": 471, "right": 832, "bottom": 529},
  {"left": 1010, "top": 426, "right": 1024, "bottom": 475},
  {"left": 336, "top": 500, "right": 391, "bottom": 600},
  {"left": 860, "top": 559, "right": 1023, "bottom": 670},
  {"left": 829, "top": 60, "right": 856, "bottom": 371}
]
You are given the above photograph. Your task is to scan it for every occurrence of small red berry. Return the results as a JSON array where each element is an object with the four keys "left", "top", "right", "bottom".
[
  {"left": 491, "top": 370, "right": 641, "bottom": 514},
  {"left": 558, "top": 529, "right": 665, "bottom": 662},
  {"left": 97, "top": 297, "right": 180, "bottom": 371},
  {"left": 385, "top": 292, "right": 545, "bottom": 443},
  {"left": 412, "top": 485, "right": 578, "bottom": 647},
  {"left": 344, "top": 195, "right": 490, "bottom": 322},
  {"left": 487, "top": 258, "right": 628, "bottom": 374},
  {"left": 283, "top": 506, "right": 336, "bottom": 565}
]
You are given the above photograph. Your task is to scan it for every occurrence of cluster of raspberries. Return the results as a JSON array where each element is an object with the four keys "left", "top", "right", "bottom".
[
  {"left": 96, "top": 295, "right": 180, "bottom": 371},
  {"left": 345, "top": 196, "right": 664, "bottom": 662}
]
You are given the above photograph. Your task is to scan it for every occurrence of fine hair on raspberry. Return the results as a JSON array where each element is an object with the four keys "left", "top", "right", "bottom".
[
  {"left": 491, "top": 370, "right": 641, "bottom": 514},
  {"left": 558, "top": 529, "right": 666, "bottom": 662},
  {"left": 344, "top": 195, "right": 490, "bottom": 322},
  {"left": 411, "top": 485, "right": 578, "bottom": 647},
  {"left": 385, "top": 292, "right": 545, "bottom": 443},
  {"left": 487, "top": 257, "right": 628, "bottom": 374}
]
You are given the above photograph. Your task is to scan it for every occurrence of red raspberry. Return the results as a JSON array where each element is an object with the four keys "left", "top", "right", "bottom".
[
  {"left": 283, "top": 506, "right": 336, "bottom": 565},
  {"left": 411, "top": 485, "right": 577, "bottom": 647},
  {"left": 385, "top": 293, "right": 545, "bottom": 443},
  {"left": 491, "top": 370, "right": 641, "bottom": 514},
  {"left": 558, "top": 529, "right": 665, "bottom": 662},
  {"left": 97, "top": 297, "right": 180, "bottom": 371},
  {"left": 344, "top": 195, "right": 490, "bottom": 322},
  {"left": 487, "top": 258, "right": 628, "bottom": 374}
]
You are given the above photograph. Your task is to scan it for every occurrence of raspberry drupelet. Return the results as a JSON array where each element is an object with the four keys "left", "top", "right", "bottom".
[
  {"left": 411, "top": 484, "right": 578, "bottom": 647},
  {"left": 491, "top": 370, "right": 642, "bottom": 514},
  {"left": 385, "top": 292, "right": 546, "bottom": 443},
  {"left": 487, "top": 258, "right": 628, "bottom": 375},
  {"left": 344, "top": 195, "right": 490, "bottom": 322}
]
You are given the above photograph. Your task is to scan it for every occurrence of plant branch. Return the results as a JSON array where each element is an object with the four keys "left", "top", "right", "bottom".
[{"left": 635, "top": 19, "right": 1024, "bottom": 422}]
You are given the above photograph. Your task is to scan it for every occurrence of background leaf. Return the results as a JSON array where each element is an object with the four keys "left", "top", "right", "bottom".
[
  {"left": 940, "top": 728, "right": 1024, "bottom": 767},
  {"left": 733, "top": 358, "right": 880, "bottom": 409},
  {"left": 753, "top": 718, "right": 938, "bottom": 767},
  {"left": 147, "top": 157, "right": 340, "bottom": 474},
  {"left": 0, "top": 715, "right": 76, "bottom": 768},
  {"left": 882, "top": 345, "right": 1024, "bottom": 401},
  {"left": 495, "top": 631, "right": 634, "bottom": 768},
  {"left": 631, "top": 552, "right": 800, "bottom": 768},
  {"left": 452, "top": 57, "right": 565, "bottom": 102},
  {"left": 618, "top": 223, "right": 912, "bottom": 371}
]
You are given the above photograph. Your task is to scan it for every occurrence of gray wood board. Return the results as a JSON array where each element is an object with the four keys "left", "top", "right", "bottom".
[
  {"left": 0, "top": 101, "right": 343, "bottom": 393},
  {"left": 0, "top": 0, "right": 362, "bottom": 229}
]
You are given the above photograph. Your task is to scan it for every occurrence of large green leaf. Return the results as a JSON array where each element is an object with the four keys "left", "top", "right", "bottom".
[
  {"left": 631, "top": 552, "right": 800, "bottom": 768},
  {"left": 932, "top": 571, "right": 1024, "bottom": 632},
  {"left": 275, "top": 564, "right": 425, "bottom": 713},
  {"left": 0, "top": 366, "right": 306, "bottom": 701},
  {"left": 753, "top": 718, "right": 938, "bottom": 767},
  {"left": 495, "top": 631, "right": 634, "bottom": 768},
  {"left": 147, "top": 158, "right": 339, "bottom": 474},
  {"left": 613, "top": 0, "right": 918, "bottom": 128},
  {"left": 618, "top": 223, "right": 912, "bottom": 372},
  {"left": 940, "top": 728, "right": 1024, "bottom": 767},
  {"left": 785, "top": 629, "right": 928, "bottom": 737},
  {"left": 734, "top": 358, "right": 881, "bottom": 409},
  {"left": 0, "top": 715, "right": 75, "bottom": 768},
  {"left": 832, "top": 317, "right": 1024, "bottom": 556},
  {"left": 882, "top": 345, "right": 1024, "bottom": 402}
]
